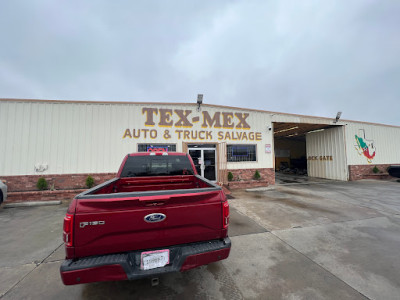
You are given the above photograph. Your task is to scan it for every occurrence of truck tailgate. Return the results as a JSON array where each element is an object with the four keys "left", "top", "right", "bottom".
[{"left": 73, "top": 190, "right": 224, "bottom": 258}]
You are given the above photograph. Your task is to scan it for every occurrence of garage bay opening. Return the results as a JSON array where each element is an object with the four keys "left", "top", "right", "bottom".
[{"left": 273, "top": 122, "right": 348, "bottom": 182}]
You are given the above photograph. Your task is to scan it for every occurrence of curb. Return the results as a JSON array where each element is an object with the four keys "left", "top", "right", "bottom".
[
  {"left": 246, "top": 187, "right": 275, "bottom": 192},
  {"left": 4, "top": 200, "right": 62, "bottom": 208}
]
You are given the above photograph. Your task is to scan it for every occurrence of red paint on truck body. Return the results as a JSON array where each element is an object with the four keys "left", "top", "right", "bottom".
[
  {"left": 61, "top": 265, "right": 127, "bottom": 285},
  {"left": 60, "top": 153, "right": 230, "bottom": 285},
  {"left": 180, "top": 248, "right": 231, "bottom": 271},
  {"left": 71, "top": 189, "right": 226, "bottom": 258}
]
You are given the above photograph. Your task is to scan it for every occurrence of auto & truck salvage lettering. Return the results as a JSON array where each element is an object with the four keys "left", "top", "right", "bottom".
[{"left": 122, "top": 108, "right": 262, "bottom": 141}]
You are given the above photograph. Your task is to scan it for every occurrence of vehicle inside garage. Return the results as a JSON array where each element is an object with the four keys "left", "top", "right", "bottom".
[{"left": 273, "top": 122, "right": 337, "bottom": 178}]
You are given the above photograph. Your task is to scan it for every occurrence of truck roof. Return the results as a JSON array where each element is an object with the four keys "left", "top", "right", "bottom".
[{"left": 128, "top": 152, "right": 187, "bottom": 156}]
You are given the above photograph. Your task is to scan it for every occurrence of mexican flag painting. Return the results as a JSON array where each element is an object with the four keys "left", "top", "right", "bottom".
[{"left": 354, "top": 129, "right": 376, "bottom": 163}]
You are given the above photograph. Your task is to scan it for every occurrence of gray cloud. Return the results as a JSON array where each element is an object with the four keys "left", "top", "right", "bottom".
[{"left": 1, "top": 0, "right": 399, "bottom": 125}]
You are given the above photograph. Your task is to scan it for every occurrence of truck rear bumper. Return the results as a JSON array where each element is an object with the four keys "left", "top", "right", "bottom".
[{"left": 60, "top": 237, "right": 231, "bottom": 285}]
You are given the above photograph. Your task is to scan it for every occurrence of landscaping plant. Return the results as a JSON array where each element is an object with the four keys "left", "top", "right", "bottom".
[
  {"left": 86, "top": 175, "right": 95, "bottom": 188},
  {"left": 36, "top": 177, "right": 48, "bottom": 190},
  {"left": 228, "top": 172, "right": 234, "bottom": 182}
]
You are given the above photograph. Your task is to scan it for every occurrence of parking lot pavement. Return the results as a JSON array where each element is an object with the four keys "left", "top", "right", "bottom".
[
  {"left": 228, "top": 207, "right": 268, "bottom": 237},
  {"left": 230, "top": 180, "right": 400, "bottom": 299},
  {"left": 0, "top": 203, "right": 68, "bottom": 298},
  {"left": 225, "top": 233, "right": 365, "bottom": 300},
  {"left": 230, "top": 184, "right": 383, "bottom": 231},
  {"left": 317, "top": 181, "right": 400, "bottom": 216},
  {"left": 1, "top": 179, "right": 400, "bottom": 299},
  {"left": 274, "top": 216, "right": 400, "bottom": 300}
]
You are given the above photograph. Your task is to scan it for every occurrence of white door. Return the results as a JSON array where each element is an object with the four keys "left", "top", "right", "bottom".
[
  {"left": 188, "top": 148, "right": 217, "bottom": 181},
  {"left": 306, "top": 126, "right": 348, "bottom": 180}
]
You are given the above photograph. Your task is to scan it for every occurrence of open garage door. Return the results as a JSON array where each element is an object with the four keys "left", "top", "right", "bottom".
[
  {"left": 273, "top": 122, "right": 347, "bottom": 181},
  {"left": 306, "top": 126, "right": 348, "bottom": 180},
  {"left": 274, "top": 122, "right": 334, "bottom": 177}
]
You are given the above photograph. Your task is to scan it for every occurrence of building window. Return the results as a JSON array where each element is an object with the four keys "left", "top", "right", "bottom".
[
  {"left": 138, "top": 144, "right": 176, "bottom": 152},
  {"left": 227, "top": 145, "right": 257, "bottom": 162}
]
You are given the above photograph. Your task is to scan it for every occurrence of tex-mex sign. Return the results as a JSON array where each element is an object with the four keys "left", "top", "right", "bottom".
[{"left": 122, "top": 108, "right": 262, "bottom": 141}]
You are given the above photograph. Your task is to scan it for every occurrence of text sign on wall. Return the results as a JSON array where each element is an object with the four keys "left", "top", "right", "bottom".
[
  {"left": 265, "top": 144, "right": 271, "bottom": 153},
  {"left": 122, "top": 108, "right": 263, "bottom": 142},
  {"left": 308, "top": 156, "right": 333, "bottom": 161}
]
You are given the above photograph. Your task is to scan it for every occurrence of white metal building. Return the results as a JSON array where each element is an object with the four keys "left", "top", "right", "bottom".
[{"left": 1, "top": 99, "right": 399, "bottom": 191}]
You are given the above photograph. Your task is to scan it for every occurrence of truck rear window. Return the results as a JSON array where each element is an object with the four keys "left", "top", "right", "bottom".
[{"left": 120, "top": 155, "right": 195, "bottom": 177}]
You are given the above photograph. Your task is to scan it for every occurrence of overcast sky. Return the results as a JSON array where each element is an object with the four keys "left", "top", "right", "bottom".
[{"left": 1, "top": 1, "right": 399, "bottom": 125}]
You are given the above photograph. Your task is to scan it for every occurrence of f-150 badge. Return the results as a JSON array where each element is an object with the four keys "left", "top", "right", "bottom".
[
  {"left": 80, "top": 221, "right": 105, "bottom": 228},
  {"left": 144, "top": 213, "right": 166, "bottom": 223}
]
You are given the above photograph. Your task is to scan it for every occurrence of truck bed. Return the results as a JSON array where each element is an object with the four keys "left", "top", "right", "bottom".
[
  {"left": 67, "top": 174, "right": 226, "bottom": 259},
  {"left": 76, "top": 175, "right": 219, "bottom": 199},
  {"left": 61, "top": 152, "right": 230, "bottom": 285}
]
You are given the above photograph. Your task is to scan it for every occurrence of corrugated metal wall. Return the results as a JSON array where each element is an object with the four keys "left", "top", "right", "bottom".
[
  {"left": 0, "top": 100, "right": 274, "bottom": 176},
  {"left": 345, "top": 122, "right": 400, "bottom": 165},
  {"left": 0, "top": 101, "right": 129, "bottom": 175},
  {"left": 306, "top": 126, "right": 348, "bottom": 180},
  {"left": 2, "top": 99, "right": 399, "bottom": 178}
]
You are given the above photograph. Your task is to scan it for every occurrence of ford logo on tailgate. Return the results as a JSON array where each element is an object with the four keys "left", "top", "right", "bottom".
[{"left": 144, "top": 213, "right": 166, "bottom": 223}]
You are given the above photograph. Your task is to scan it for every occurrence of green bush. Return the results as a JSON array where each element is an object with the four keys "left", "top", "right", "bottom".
[
  {"left": 86, "top": 176, "right": 95, "bottom": 188},
  {"left": 228, "top": 172, "right": 234, "bottom": 182},
  {"left": 254, "top": 170, "right": 261, "bottom": 180},
  {"left": 36, "top": 177, "right": 48, "bottom": 190},
  {"left": 372, "top": 166, "right": 379, "bottom": 174}
]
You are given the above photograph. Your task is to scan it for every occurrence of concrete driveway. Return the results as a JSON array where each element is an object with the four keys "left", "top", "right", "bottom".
[{"left": 1, "top": 179, "right": 400, "bottom": 299}]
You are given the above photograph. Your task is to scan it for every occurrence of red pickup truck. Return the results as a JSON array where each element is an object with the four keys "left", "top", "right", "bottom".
[{"left": 60, "top": 152, "right": 231, "bottom": 285}]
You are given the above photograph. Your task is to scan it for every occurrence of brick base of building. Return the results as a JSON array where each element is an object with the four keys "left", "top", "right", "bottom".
[
  {"left": 227, "top": 180, "right": 269, "bottom": 189},
  {"left": 1, "top": 173, "right": 116, "bottom": 192},
  {"left": 7, "top": 189, "right": 86, "bottom": 203},
  {"left": 1, "top": 168, "right": 276, "bottom": 202},
  {"left": 348, "top": 164, "right": 395, "bottom": 181},
  {"left": 1, "top": 173, "right": 115, "bottom": 203},
  {"left": 226, "top": 168, "right": 275, "bottom": 189}
]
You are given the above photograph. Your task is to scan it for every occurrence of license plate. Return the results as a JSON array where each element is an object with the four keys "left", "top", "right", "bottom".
[{"left": 140, "top": 249, "right": 170, "bottom": 270}]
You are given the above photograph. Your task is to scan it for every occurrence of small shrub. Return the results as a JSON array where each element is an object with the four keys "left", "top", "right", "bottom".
[
  {"left": 36, "top": 177, "right": 48, "bottom": 190},
  {"left": 372, "top": 166, "right": 379, "bottom": 174},
  {"left": 86, "top": 176, "right": 95, "bottom": 188},
  {"left": 253, "top": 170, "right": 261, "bottom": 180},
  {"left": 228, "top": 172, "right": 234, "bottom": 182}
]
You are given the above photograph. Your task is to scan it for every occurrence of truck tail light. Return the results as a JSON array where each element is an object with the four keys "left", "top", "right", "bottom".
[
  {"left": 63, "top": 214, "right": 74, "bottom": 247},
  {"left": 222, "top": 201, "right": 229, "bottom": 229}
]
